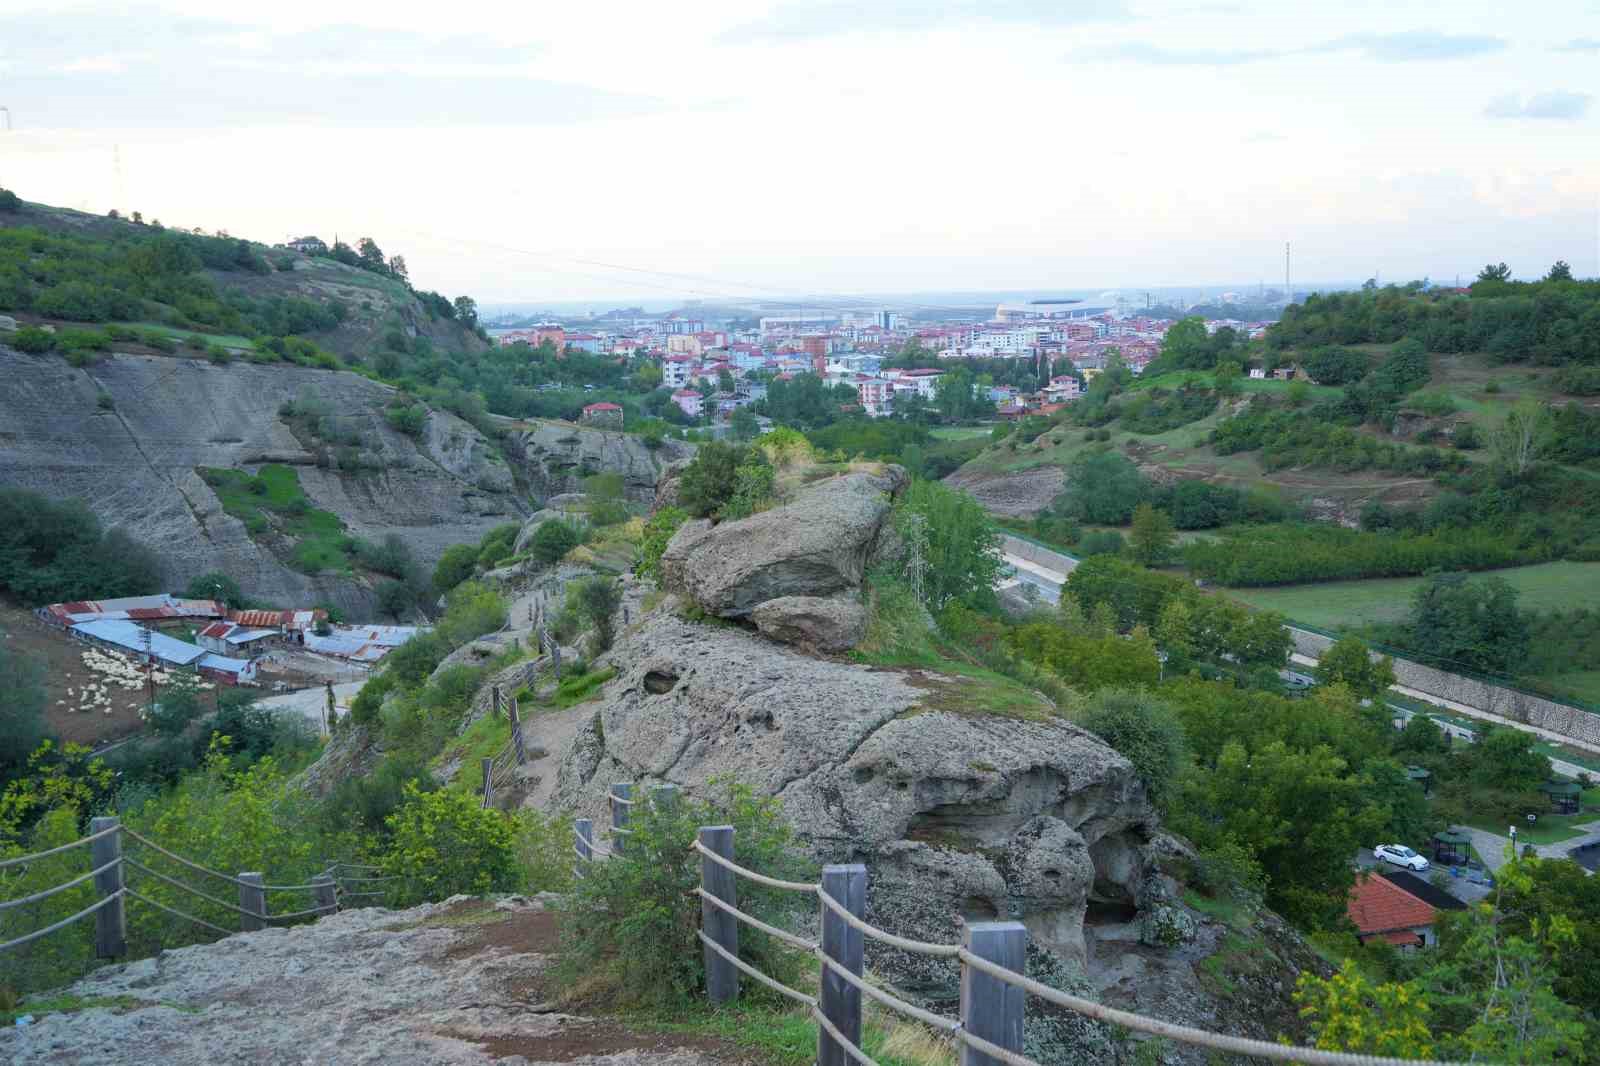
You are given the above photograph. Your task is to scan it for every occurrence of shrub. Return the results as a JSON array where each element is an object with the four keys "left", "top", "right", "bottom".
[
  {"left": 1077, "top": 689, "right": 1188, "bottom": 810},
  {"left": 433, "top": 542, "right": 480, "bottom": 592},
  {"left": 1078, "top": 530, "right": 1125, "bottom": 556},
  {"left": 636, "top": 506, "right": 688, "bottom": 580},
  {"left": 530, "top": 518, "right": 582, "bottom": 564},
  {"left": 677, "top": 440, "right": 749, "bottom": 518},
  {"left": 385, "top": 404, "right": 428, "bottom": 437},
  {"left": 11, "top": 326, "right": 56, "bottom": 354},
  {"left": 574, "top": 577, "right": 623, "bottom": 653},
  {"left": 555, "top": 780, "right": 814, "bottom": 1007},
  {"left": 95, "top": 392, "right": 115, "bottom": 410},
  {"left": 381, "top": 784, "right": 521, "bottom": 904},
  {"left": 0, "top": 188, "right": 20, "bottom": 212}
]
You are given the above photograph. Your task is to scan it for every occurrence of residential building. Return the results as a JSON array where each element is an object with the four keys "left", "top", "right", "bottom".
[
  {"left": 853, "top": 375, "right": 893, "bottom": 417},
  {"left": 1347, "top": 873, "right": 1437, "bottom": 949},
  {"left": 672, "top": 388, "right": 704, "bottom": 418},
  {"left": 665, "top": 334, "right": 704, "bottom": 358},
  {"left": 580, "top": 401, "right": 624, "bottom": 429},
  {"left": 1045, "top": 375, "right": 1081, "bottom": 402},
  {"left": 662, "top": 355, "right": 696, "bottom": 388},
  {"left": 565, "top": 332, "right": 604, "bottom": 353}
]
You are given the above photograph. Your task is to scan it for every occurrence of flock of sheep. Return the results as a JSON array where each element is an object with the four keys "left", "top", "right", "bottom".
[{"left": 56, "top": 647, "right": 212, "bottom": 715}]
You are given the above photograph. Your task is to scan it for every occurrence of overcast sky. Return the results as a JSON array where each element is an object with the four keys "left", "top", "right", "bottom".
[{"left": 1, "top": 0, "right": 1597, "bottom": 303}]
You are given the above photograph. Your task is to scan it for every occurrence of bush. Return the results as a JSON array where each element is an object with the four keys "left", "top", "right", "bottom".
[
  {"left": 385, "top": 404, "right": 428, "bottom": 437},
  {"left": 530, "top": 518, "right": 582, "bottom": 564},
  {"left": 476, "top": 522, "right": 521, "bottom": 569},
  {"left": 381, "top": 784, "right": 521, "bottom": 905},
  {"left": 575, "top": 577, "right": 622, "bottom": 654},
  {"left": 1078, "top": 530, "right": 1125, "bottom": 556},
  {"left": 1078, "top": 690, "right": 1188, "bottom": 810},
  {"left": 184, "top": 571, "right": 244, "bottom": 607},
  {"left": 555, "top": 780, "right": 814, "bottom": 1007},
  {"left": 677, "top": 440, "right": 749, "bottom": 518},
  {"left": 0, "top": 188, "right": 20, "bottom": 212},
  {"left": 636, "top": 506, "right": 688, "bottom": 580},
  {"left": 433, "top": 542, "right": 479, "bottom": 592},
  {"left": 11, "top": 326, "right": 56, "bottom": 353}
]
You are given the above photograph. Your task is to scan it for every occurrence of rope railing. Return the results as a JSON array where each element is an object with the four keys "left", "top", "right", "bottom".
[
  {"left": 1, "top": 819, "right": 378, "bottom": 962},
  {"left": 578, "top": 785, "right": 1468, "bottom": 1066},
  {"left": 0, "top": 823, "right": 121, "bottom": 869}
]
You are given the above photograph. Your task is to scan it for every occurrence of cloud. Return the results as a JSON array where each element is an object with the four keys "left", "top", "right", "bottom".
[
  {"left": 723, "top": 0, "right": 1129, "bottom": 43},
  {"left": 1483, "top": 92, "right": 1593, "bottom": 120},
  {"left": 1554, "top": 37, "right": 1600, "bottom": 53},
  {"left": 0, "top": 9, "right": 652, "bottom": 129},
  {"left": 1312, "top": 31, "right": 1506, "bottom": 62},
  {"left": 1095, "top": 29, "right": 1505, "bottom": 67},
  {"left": 1098, "top": 42, "right": 1281, "bottom": 65}
]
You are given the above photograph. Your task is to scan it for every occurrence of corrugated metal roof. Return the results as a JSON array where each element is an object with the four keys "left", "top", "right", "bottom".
[
  {"left": 70, "top": 619, "right": 207, "bottom": 666},
  {"left": 197, "top": 653, "right": 250, "bottom": 675}
]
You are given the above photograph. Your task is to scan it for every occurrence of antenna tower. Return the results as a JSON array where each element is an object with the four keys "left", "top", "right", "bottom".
[{"left": 1284, "top": 242, "right": 1292, "bottom": 303}]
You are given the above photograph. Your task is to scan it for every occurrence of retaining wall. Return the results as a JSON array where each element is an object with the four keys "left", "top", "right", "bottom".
[
  {"left": 1289, "top": 627, "right": 1600, "bottom": 748},
  {"left": 999, "top": 534, "right": 1079, "bottom": 577}
]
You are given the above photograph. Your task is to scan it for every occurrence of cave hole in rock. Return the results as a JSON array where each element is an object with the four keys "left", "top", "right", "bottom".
[
  {"left": 642, "top": 670, "right": 679, "bottom": 695},
  {"left": 962, "top": 896, "right": 1000, "bottom": 922},
  {"left": 1083, "top": 899, "right": 1139, "bottom": 927}
]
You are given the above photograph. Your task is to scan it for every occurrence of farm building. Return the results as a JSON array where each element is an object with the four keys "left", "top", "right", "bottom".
[{"left": 68, "top": 618, "right": 258, "bottom": 685}]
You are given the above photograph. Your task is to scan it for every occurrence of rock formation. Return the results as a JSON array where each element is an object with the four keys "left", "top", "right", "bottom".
[
  {"left": 505, "top": 420, "right": 693, "bottom": 505},
  {"left": 0, "top": 347, "right": 524, "bottom": 617}
]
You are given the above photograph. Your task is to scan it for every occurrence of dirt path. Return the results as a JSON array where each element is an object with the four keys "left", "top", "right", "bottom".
[
  {"left": 515, "top": 703, "right": 597, "bottom": 809},
  {"left": 2, "top": 896, "right": 758, "bottom": 1066}
]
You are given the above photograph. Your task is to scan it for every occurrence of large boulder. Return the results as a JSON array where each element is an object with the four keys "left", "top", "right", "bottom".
[
  {"left": 750, "top": 594, "right": 867, "bottom": 654},
  {"left": 553, "top": 609, "right": 1157, "bottom": 976},
  {"left": 659, "top": 467, "right": 906, "bottom": 620}
]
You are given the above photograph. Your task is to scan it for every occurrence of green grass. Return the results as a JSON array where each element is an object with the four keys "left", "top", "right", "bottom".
[
  {"left": 1, "top": 994, "right": 166, "bottom": 1026},
  {"left": 1225, "top": 561, "right": 1600, "bottom": 630},
  {"left": 929, "top": 426, "right": 993, "bottom": 440},
  {"left": 435, "top": 713, "right": 513, "bottom": 794},
  {"left": 1460, "top": 814, "right": 1592, "bottom": 846},
  {"left": 199, "top": 464, "right": 354, "bottom": 574},
  {"left": 113, "top": 321, "right": 254, "bottom": 350},
  {"left": 634, "top": 1000, "right": 953, "bottom": 1066},
  {"left": 543, "top": 667, "right": 618, "bottom": 709}
]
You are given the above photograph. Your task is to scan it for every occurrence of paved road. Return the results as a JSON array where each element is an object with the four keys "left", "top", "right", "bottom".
[{"left": 257, "top": 681, "right": 366, "bottom": 730}]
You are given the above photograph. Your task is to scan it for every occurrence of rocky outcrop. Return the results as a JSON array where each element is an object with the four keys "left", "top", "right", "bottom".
[
  {"left": 555, "top": 606, "right": 1157, "bottom": 974},
  {"left": 943, "top": 464, "right": 1065, "bottom": 517},
  {"left": 0, "top": 348, "right": 525, "bottom": 617},
  {"left": 659, "top": 467, "right": 905, "bottom": 626},
  {"left": 750, "top": 594, "right": 867, "bottom": 654},
  {"left": 0, "top": 894, "right": 735, "bottom": 1066},
  {"left": 507, "top": 420, "right": 693, "bottom": 505}
]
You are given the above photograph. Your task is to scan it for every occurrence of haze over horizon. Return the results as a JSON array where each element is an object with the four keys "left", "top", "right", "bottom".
[{"left": 1, "top": 0, "right": 1596, "bottom": 303}]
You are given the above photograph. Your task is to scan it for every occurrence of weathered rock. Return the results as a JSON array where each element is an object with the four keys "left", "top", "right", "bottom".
[
  {"left": 553, "top": 607, "right": 1156, "bottom": 984},
  {"left": 298, "top": 721, "right": 383, "bottom": 798},
  {"left": 0, "top": 895, "right": 728, "bottom": 1066},
  {"left": 653, "top": 458, "right": 693, "bottom": 512},
  {"left": 0, "top": 348, "right": 525, "bottom": 618},
  {"left": 943, "top": 464, "right": 1065, "bottom": 517},
  {"left": 659, "top": 468, "right": 906, "bottom": 618},
  {"left": 750, "top": 594, "right": 867, "bottom": 654},
  {"left": 508, "top": 420, "right": 692, "bottom": 504},
  {"left": 0, "top": 314, "right": 16, "bottom": 332}
]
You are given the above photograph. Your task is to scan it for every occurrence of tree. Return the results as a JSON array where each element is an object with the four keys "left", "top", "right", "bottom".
[
  {"left": 717, "top": 368, "right": 735, "bottom": 393},
  {"left": 1477, "top": 262, "right": 1512, "bottom": 283},
  {"left": 433, "top": 543, "right": 479, "bottom": 592},
  {"left": 1127, "top": 503, "right": 1175, "bottom": 566},
  {"left": 356, "top": 237, "right": 386, "bottom": 273},
  {"left": 184, "top": 571, "right": 244, "bottom": 608},
  {"left": 1313, "top": 636, "right": 1396, "bottom": 702},
  {"left": 575, "top": 577, "right": 622, "bottom": 653},
  {"left": 730, "top": 407, "right": 758, "bottom": 441},
  {"left": 894, "top": 479, "right": 1001, "bottom": 612},
  {"left": 376, "top": 580, "right": 414, "bottom": 621},
  {"left": 149, "top": 668, "right": 205, "bottom": 736},
  {"left": 1295, "top": 961, "right": 1433, "bottom": 1059},
  {"left": 1361, "top": 757, "right": 1436, "bottom": 844},
  {"left": 382, "top": 784, "right": 520, "bottom": 904},
  {"left": 677, "top": 441, "right": 747, "bottom": 518},
  {"left": 1404, "top": 573, "right": 1530, "bottom": 674},
  {"left": 1546, "top": 260, "right": 1573, "bottom": 282},
  {"left": 1078, "top": 689, "right": 1188, "bottom": 811},
  {"left": 452, "top": 296, "right": 478, "bottom": 328},
  {"left": 1213, "top": 359, "right": 1242, "bottom": 398},
  {"left": 1465, "top": 727, "right": 1548, "bottom": 792},
  {"left": 0, "top": 188, "right": 20, "bottom": 212},
  {"left": 388, "top": 255, "right": 408, "bottom": 281},
  {"left": 0, "top": 643, "right": 48, "bottom": 778},
  {"left": 1491, "top": 401, "right": 1553, "bottom": 477},
  {"left": 1053, "top": 452, "right": 1147, "bottom": 524},
  {"left": 530, "top": 519, "right": 582, "bottom": 564},
  {"left": 1161, "top": 316, "right": 1213, "bottom": 369}
]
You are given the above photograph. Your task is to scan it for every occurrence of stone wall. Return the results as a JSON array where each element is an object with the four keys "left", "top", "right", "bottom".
[{"left": 1288, "top": 627, "right": 1600, "bottom": 747}]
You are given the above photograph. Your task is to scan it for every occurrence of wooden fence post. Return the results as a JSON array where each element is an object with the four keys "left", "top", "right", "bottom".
[
  {"left": 239, "top": 872, "right": 267, "bottom": 932},
  {"left": 509, "top": 697, "right": 526, "bottom": 764},
  {"left": 312, "top": 873, "right": 337, "bottom": 916},
  {"left": 575, "top": 818, "right": 594, "bottom": 879},
  {"left": 610, "top": 782, "right": 633, "bottom": 855},
  {"left": 481, "top": 758, "right": 495, "bottom": 809},
  {"left": 89, "top": 816, "right": 125, "bottom": 958},
  {"left": 492, "top": 685, "right": 502, "bottom": 718},
  {"left": 819, "top": 864, "right": 866, "bottom": 1066},
  {"left": 960, "top": 922, "right": 1026, "bottom": 1066},
  {"left": 698, "top": 825, "right": 738, "bottom": 1004}
]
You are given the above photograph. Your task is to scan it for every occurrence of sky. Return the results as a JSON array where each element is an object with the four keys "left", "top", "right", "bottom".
[{"left": 0, "top": 0, "right": 1597, "bottom": 304}]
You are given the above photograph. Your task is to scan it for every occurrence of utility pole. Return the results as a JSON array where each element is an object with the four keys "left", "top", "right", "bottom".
[
  {"left": 140, "top": 627, "right": 154, "bottom": 707},
  {"left": 1285, "top": 242, "right": 1291, "bottom": 304}
]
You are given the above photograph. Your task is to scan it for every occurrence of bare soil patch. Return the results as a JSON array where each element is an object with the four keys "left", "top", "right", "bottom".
[
  {"left": 463, "top": 1020, "right": 760, "bottom": 1064},
  {"left": 0, "top": 601, "right": 147, "bottom": 747}
]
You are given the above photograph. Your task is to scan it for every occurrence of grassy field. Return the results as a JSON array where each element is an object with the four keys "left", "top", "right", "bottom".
[
  {"left": 113, "top": 321, "right": 255, "bottom": 350},
  {"left": 200, "top": 464, "right": 354, "bottom": 574},
  {"left": 929, "top": 425, "right": 993, "bottom": 440},
  {"left": 1226, "top": 560, "right": 1600, "bottom": 630}
]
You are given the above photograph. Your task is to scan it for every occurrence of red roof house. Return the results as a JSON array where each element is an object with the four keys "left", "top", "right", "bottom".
[{"left": 1348, "top": 873, "right": 1437, "bottom": 948}]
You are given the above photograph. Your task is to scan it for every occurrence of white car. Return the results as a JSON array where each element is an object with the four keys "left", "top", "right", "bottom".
[{"left": 1374, "top": 844, "right": 1430, "bottom": 872}]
